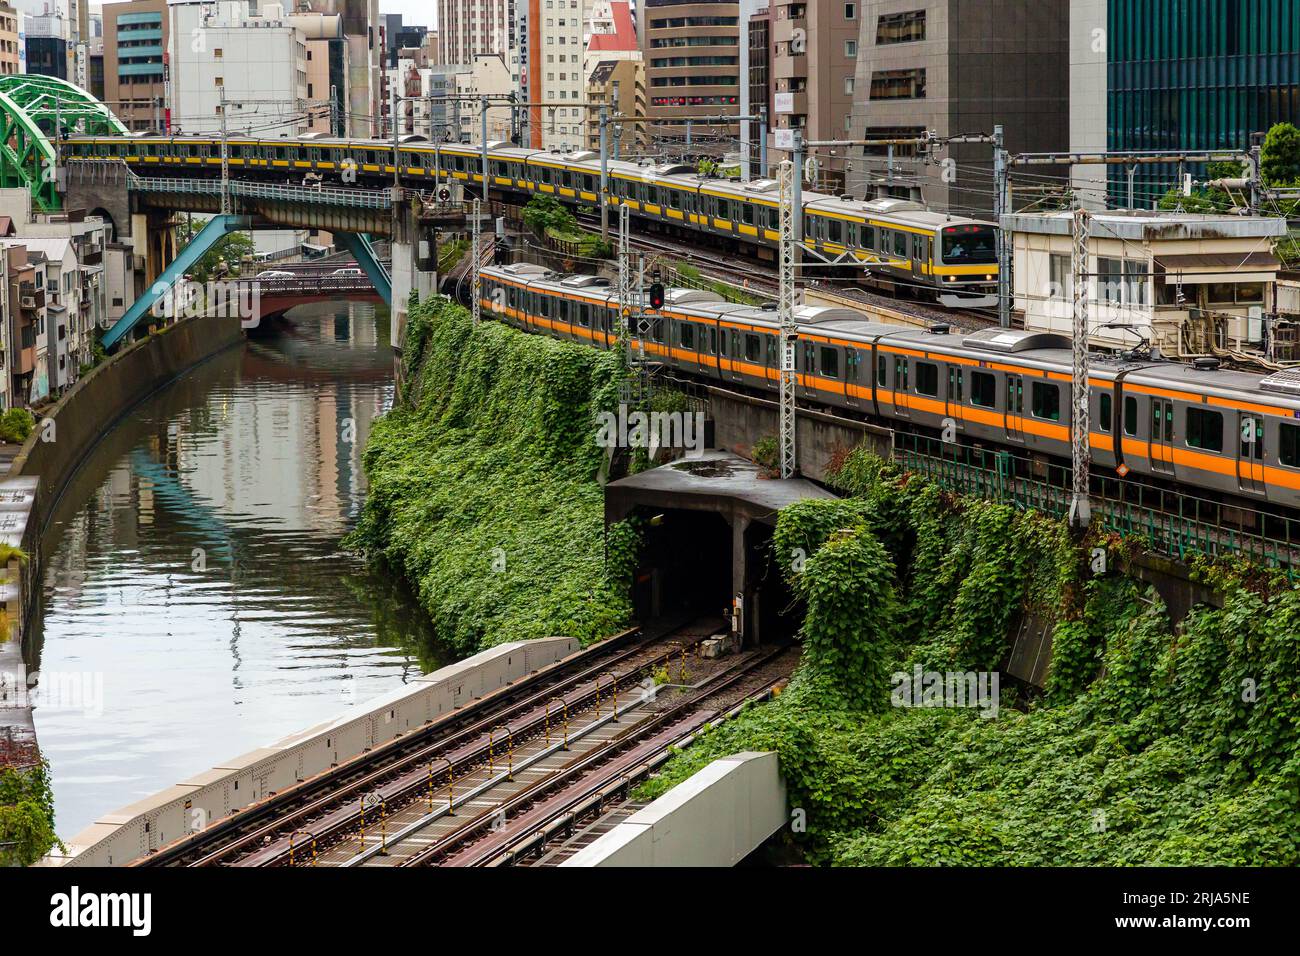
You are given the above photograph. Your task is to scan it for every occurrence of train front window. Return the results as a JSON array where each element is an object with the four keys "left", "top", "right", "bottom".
[{"left": 940, "top": 225, "right": 996, "bottom": 265}]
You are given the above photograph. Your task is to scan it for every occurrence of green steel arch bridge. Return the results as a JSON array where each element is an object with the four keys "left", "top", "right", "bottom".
[
  {"left": 0, "top": 77, "right": 401, "bottom": 349},
  {"left": 0, "top": 74, "right": 128, "bottom": 211}
]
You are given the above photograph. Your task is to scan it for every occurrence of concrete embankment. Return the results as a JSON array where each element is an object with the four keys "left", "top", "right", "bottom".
[{"left": 0, "top": 314, "right": 243, "bottom": 797}]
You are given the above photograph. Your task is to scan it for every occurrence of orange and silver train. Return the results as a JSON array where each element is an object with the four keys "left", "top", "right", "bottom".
[{"left": 481, "top": 262, "right": 1300, "bottom": 508}]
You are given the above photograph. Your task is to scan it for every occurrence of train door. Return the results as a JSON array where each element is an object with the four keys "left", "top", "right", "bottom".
[
  {"left": 912, "top": 234, "right": 930, "bottom": 280},
  {"left": 845, "top": 347, "right": 862, "bottom": 409},
  {"left": 1006, "top": 374, "right": 1025, "bottom": 442},
  {"left": 1238, "top": 413, "right": 1266, "bottom": 495},
  {"left": 893, "top": 355, "right": 911, "bottom": 418},
  {"left": 946, "top": 365, "right": 964, "bottom": 430},
  {"left": 1149, "top": 399, "right": 1175, "bottom": 474}
]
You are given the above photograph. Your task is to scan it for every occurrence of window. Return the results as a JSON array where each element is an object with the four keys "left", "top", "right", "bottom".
[
  {"left": 971, "top": 371, "right": 996, "bottom": 408},
  {"left": 845, "top": 40, "right": 857, "bottom": 56},
  {"left": 1124, "top": 396, "right": 1138, "bottom": 436},
  {"left": 845, "top": 3, "right": 856, "bottom": 18},
  {"left": 1049, "top": 253, "right": 1071, "bottom": 300},
  {"left": 876, "top": 10, "right": 926, "bottom": 43},
  {"left": 820, "top": 346, "right": 839, "bottom": 379},
  {"left": 680, "top": 322, "right": 695, "bottom": 349},
  {"left": 844, "top": 77, "right": 855, "bottom": 95},
  {"left": 877, "top": 354, "right": 887, "bottom": 386},
  {"left": 1186, "top": 407, "right": 1223, "bottom": 452},
  {"left": 916, "top": 361, "right": 938, "bottom": 396},
  {"left": 1098, "top": 257, "right": 1124, "bottom": 305},
  {"left": 1124, "top": 260, "right": 1148, "bottom": 306},
  {"left": 745, "top": 333, "right": 761, "bottom": 363},
  {"left": 1281, "top": 423, "right": 1300, "bottom": 468},
  {"left": 1031, "top": 382, "right": 1059, "bottom": 421},
  {"left": 870, "top": 68, "right": 925, "bottom": 99},
  {"left": 1099, "top": 392, "right": 1112, "bottom": 432}
]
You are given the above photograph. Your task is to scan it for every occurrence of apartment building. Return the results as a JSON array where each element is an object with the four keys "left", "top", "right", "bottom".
[
  {"left": 25, "top": 10, "right": 69, "bottom": 79},
  {"left": 583, "top": 1, "right": 645, "bottom": 154},
  {"left": 641, "top": 0, "right": 742, "bottom": 148},
  {"left": 455, "top": 51, "right": 514, "bottom": 142},
  {"left": 770, "top": 0, "right": 859, "bottom": 186},
  {"left": 0, "top": 3, "right": 20, "bottom": 77},
  {"left": 4, "top": 243, "right": 46, "bottom": 408},
  {"left": 103, "top": 0, "right": 168, "bottom": 133},
  {"left": 848, "top": 0, "right": 1070, "bottom": 216}
]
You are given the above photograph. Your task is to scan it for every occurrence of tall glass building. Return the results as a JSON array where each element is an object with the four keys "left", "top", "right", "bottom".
[{"left": 1072, "top": 0, "right": 1300, "bottom": 207}]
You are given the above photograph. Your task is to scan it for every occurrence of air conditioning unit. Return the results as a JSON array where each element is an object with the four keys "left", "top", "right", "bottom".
[{"left": 21, "top": 296, "right": 35, "bottom": 308}]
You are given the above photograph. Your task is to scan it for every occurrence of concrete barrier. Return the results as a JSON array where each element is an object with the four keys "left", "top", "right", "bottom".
[
  {"left": 562, "top": 751, "right": 787, "bottom": 867},
  {"left": 43, "top": 635, "right": 579, "bottom": 867}
]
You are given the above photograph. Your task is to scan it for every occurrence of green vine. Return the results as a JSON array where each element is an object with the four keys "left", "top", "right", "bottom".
[
  {"left": 639, "top": 445, "right": 1300, "bottom": 866},
  {"left": 347, "top": 295, "right": 635, "bottom": 654},
  {"left": 0, "top": 760, "right": 62, "bottom": 866}
]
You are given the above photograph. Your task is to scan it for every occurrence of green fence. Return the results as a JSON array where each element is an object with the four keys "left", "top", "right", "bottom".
[{"left": 892, "top": 433, "right": 1300, "bottom": 577}]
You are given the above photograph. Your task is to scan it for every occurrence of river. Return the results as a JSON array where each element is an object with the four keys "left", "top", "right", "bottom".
[{"left": 28, "top": 302, "right": 443, "bottom": 840}]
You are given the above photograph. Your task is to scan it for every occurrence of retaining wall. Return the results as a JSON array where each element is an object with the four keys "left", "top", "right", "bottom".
[
  {"left": 563, "top": 751, "right": 787, "bottom": 867},
  {"left": 44, "top": 636, "right": 579, "bottom": 867}
]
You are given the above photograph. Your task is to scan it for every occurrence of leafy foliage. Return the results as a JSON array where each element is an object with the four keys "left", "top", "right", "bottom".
[
  {"left": 0, "top": 760, "right": 61, "bottom": 866},
  {"left": 347, "top": 295, "right": 635, "bottom": 654},
  {"left": 640, "top": 446, "right": 1300, "bottom": 866},
  {"left": 175, "top": 218, "right": 256, "bottom": 282},
  {"left": 0, "top": 407, "right": 35, "bottom": 443}
]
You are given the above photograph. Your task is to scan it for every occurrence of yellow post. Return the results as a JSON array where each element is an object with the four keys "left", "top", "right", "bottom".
[
  {"left": 492, "top": 725, "right": 513, "bottom": 781},
  {"left": 444, "top": 757, "right": 455, "bottom": 815},
  {"left": 604, "top": 671, "right": 619, "bottom": 722},
  {"left": 595, "top": 674, "right": 604, "bottom": 717},
  {"left": 379, "top": 801, "right": 388, "bottom": 856},
  {"left": 552, "top": 696, "right": 569, "bottom": 750}
]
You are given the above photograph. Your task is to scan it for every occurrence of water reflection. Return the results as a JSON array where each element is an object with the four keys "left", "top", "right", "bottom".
[{"left": 29, "top": 303, "right": 444, "bottom": 839}]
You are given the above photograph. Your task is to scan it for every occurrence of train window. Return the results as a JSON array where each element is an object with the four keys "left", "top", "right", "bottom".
[
  {"left": 893, "top": 232, "right": 908, "bottom": 258},
  {"left": 1241, "top": 415, "right": 1264, "bottom": 459},
  {"left": 828, "top": 220, "right": 843, "bottom": 244},
  {"left": 821, "top": 346, "right": 839, "bottom": 379},
  {"left": 916, "top": 361, "right": 938, "bottom": 396},
  {"left": 895, "top": 357, "right": 909, "bottom": 392},
  {"left": 680, "top": 323, "right": 695, "bottom": 349},
  {"left": 767, "top": 336, "right": 779, "bottom": 367},
  {"left": 1124, "top": 397, "right": 1138, "bottom": 436},
  {"left": 741, "top": 203, "right": 754, "bottom": 225},
  {"left": 719, "top": 329, "right": 729, "bottom": 356},
  {"left": 708, "top": 328, "right": 718, "bottom": 354},
  {"left": 1151, "top": 402, "right": 1173, "bottom": 441},
  {"left": 1280, "top": 423, "right": 1300, "bottom": 467},
  {"left": 578, "top": 303, "right": 590, "bottom": 328},
  {"left": 745, "top": 333, "right": 761, "bottom": 363},
  {"left": 651, "top": 319, "right": 665, "bottom": 343},
  {"left": 947, "top": 367, "right": 963, "bottom": 403},
  {"left": 970, "top": 371, "right": 996, "bottom": 408},
  {"left": 877, "top": 354, "right": 888, "bottom": 387},
  {"left": 1031, "top": 382, "right": 1060, "bottom": 421},
  {"left": 863, "top": 226, "right": 876, "bottom": 251},
  {"left": 1099, "top": 392, "right": 1112, "bottom": 432},
  {"left": 1186, "top": 407, "right": 1223, "bottom": 452}
]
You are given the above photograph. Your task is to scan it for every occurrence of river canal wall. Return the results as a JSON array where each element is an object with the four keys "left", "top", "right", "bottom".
[{"left": 0, "top": 313, "right": 243, "bottom": 828}]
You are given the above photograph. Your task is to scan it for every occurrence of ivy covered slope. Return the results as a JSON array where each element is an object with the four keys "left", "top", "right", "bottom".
[
  {"left": 347, "top": 296, "right": 636, "bottom": 655},
  {"left": 642, "top": 449, "right": 1300, "bottom": 866}
]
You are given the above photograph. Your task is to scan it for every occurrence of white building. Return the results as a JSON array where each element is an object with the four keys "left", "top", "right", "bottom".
[
  {"left": 168, "top": 1, "right": 310, "bottom": 255},
  {"left": 455, "top": 52, "right": 514, "bottom": 143},
  {"left": 1006, "top": 210, "right": 1289, "bottom": 359},
  {"left": 168, "top": 1, "right": 309, "bottom": 139}
]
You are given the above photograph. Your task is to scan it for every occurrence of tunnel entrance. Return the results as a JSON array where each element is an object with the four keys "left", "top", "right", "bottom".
[{"left": 606, "top": 451, "right": 834, "bottom": 645}]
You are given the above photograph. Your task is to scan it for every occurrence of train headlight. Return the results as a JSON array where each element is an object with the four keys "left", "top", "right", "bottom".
[
  {"left": 985, "top": 274, "right": 994, "bottom": 281},
  {"left": 945, "top": 275, "right": 955, "bottom": 282}
]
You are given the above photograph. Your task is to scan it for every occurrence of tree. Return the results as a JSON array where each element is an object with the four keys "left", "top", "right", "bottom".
[
  {"left": 175, "top": 218, "right": 256, "bottom": 282},
  {"left": 1261, "top": 122, "right": 1300, "bottom": 186}
]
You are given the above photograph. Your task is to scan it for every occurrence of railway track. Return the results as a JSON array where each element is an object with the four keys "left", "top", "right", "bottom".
[
  {"left": 317, "top": 641, "right": 797, "bottom": 867},
  {"left": 135, "top": 617, "right": 730, "bottom": 867},
  {"left": 570, "top": 212, "right": 999, "bottom": 330}
]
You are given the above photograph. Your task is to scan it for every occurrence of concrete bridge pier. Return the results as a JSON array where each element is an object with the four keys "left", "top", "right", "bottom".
[{"left": 388, "top": 202, "right": 440, "bottom": 350}]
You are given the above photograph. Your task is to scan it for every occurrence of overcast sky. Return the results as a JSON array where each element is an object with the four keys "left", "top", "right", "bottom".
[{"left": 379, "top": 2, "right": 437, "bottom": 28}]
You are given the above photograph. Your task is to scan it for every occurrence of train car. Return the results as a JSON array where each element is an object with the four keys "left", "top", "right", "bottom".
[
  {"left": 479, "top": 264, "right": 1300, "bottom": 511},
  {"left": 61, "top": 134, "right": 999, "bottom": 307}
]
